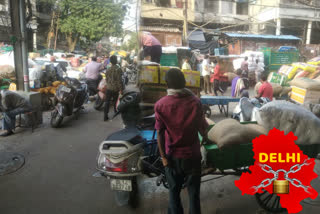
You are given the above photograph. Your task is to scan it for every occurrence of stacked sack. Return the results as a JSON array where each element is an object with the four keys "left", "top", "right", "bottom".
[
  {"left": 207, "top": 119, "right": 268, "bottom": 149},
  {"left": 289, "top": 78, "right": 320, "bottom": 104},
  {"left": 256, "top": 101, "right": 320, "bottom": 145}
]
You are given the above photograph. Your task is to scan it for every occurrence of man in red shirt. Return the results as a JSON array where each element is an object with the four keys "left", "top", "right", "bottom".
[
  {"left": 256, "top": 73, "right": 273, "bottom": 101},
  {"left": 155, "top": 68, "right": 208, "bottom": 214}
]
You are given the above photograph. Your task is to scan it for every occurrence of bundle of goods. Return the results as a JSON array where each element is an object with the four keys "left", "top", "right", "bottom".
[
  {"left": 289, "top": 78, "right": 320, "bottom": 104},
  {"left": 31, "top": 81, "right": 66, "bottom": 95},
  {"left": 307, "top": 56, "right": 320, "bottom": 66},
  {"left": 227, "top": 72, "right": 237, "bottom": 83},
  {"left": 29, "top": 66, "right": 43, "bottom": 89},
  {"left": 268, "top": 72, "right": 288, "bottom": 86},
  {"left": 242, "top": 51, "right": 265, "bottom": 73},
  {"left": 276, "top": 62, "right": 320, "bottom": 83},
  {"left": 0, "top": 65, "right": 15, "bottom": 80},
  {"left": 207, "top": 119, "right": 268, "bottom": 148},
  {"left": 256, "top": 101, "right": 320, "bottom": 144}
]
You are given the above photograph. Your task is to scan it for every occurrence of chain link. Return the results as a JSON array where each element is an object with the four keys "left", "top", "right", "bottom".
[{"left": 251, "top": 158, "right": 312, "bottom": 194}]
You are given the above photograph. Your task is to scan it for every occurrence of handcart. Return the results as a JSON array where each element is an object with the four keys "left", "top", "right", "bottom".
[
  {"left": 200, "top": 95, "right": 240, "bottom": 117},
  {"left": 141, "top": 123, "right": 320, "bottom": 213}
]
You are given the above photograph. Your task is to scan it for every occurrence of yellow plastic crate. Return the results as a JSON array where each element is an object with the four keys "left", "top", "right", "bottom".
[
  {"left": 182, "top": 69, "right": 200, "bottom": 88},
  {"left": 139, "top": 65, "right": 159, "bottom": 84}
]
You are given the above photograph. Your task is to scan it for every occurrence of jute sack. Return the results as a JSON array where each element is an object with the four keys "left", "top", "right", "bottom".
[
  {"left": 289, "top": 78, "right": 320, "bottom": 90},
  {"left": 227, "top": 72, "right": 237, "bottom": 83},
  {"left": 208, "top": 119, "right": 268, "bottom": 148},
  {"left": 0, "top": 65, "right": 15, "bottom": 80},
  {"left": 256, "top": 101, "right": 320, "bottom": 144},
  {"left": 270, "top": 83, "right": 283, "bottom": 97}
]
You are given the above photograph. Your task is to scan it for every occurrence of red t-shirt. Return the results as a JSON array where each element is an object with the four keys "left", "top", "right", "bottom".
[
  {"left": 154, "top": 93, "right": 208, "bottom": 159},
  {"left": 259, "top": 82, "right": 273, "bottom": 101},
  {"left": 213, "top": 64, "right": 228, "bottom": 82}
]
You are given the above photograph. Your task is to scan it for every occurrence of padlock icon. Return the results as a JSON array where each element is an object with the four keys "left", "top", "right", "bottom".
[{"left": 273, "top": 180, "right": 289, "bottom": 194}]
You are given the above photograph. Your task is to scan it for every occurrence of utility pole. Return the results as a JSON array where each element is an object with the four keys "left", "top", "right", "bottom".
[
  {"left": 10, "top": 0, "right": 30, "bottom": 91},
  {"left": 183, "top": 0, "right": 188, "bottom": 46}
]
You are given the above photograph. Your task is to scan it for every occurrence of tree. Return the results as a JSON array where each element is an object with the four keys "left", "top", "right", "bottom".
[
  {"left": 121, "top": 32, "right": 138, "bottom": 52},
  {"left": 40, "top": 0, "right": 128, "bottom": 52}
]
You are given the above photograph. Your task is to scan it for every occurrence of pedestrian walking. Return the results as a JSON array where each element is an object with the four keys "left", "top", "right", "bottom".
[
  {"left": 212, "top": 59, "right": 225, "bottom": 96},
  {"left": 0, "top": 90, "right": 32, "bottom": 137},
  {"left": 154, "top": 68, "right": 208, "bottom": 214},
  {"left": 104, "top": 55, "right": 124, "bottom": 121},
  {"left": 202, "top": 55, "right": 211, "bottom": 94},
  {"left": 241, "top": 56, "right": 249, "bottom": 73}
]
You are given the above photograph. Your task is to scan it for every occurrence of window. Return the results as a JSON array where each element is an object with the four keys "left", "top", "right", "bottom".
[{"left": 236, "top": 2, "right": 249, "bottom": 15}]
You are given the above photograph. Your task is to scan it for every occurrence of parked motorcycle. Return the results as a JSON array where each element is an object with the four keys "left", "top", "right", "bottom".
[
  {"left": 50, "top": 77, "right": 89, "bottom": 128},
  {"left": 95, "top": 92, "right": 166, "bottom": 207},
  {"left": 126, "top": 64, "right": 137, "bottom": 83}
]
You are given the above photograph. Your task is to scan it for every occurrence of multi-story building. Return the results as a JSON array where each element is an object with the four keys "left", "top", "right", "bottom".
[
  {"left": 141, "top": 0, "right": 320, "bottom": 46},
  {"left": 0, "top": 0, "right": 52, "bottom": 50},
  {"left": 250, "top": 0, "right": 320, "bottom": 44}
]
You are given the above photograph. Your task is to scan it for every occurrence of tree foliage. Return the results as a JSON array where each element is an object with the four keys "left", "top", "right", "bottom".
[
  {"left": 121, "top": 32, "right": 138, "bottom": 52},
  {"left": 39, "top": 0, "right": 128, "bottom": 51}
]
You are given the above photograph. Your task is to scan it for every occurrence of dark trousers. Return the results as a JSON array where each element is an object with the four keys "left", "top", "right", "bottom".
[
  {"left": 213, "top": 79, "right": 224, "bottom": 96},
  {"left": 200, "top": 76, "right": 204, "bottom": 91},
  {"left": 2, "top": 107, "right": 31, "bottom": 131},
  {"left": 104, "top": 90, "right": 119, "bottom": 118},
  {"left": 165, "top": 157, "right": 201, "bottom": 214},
  {"left": 143, "top": 45, "right": 162, "bottom": 63}
]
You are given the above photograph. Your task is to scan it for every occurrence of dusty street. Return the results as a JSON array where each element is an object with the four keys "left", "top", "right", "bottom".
[{"left": 0, "top": 101, "right": 320, "bottom": 214}]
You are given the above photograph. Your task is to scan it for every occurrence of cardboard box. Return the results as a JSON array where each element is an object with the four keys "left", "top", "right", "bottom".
[
  {"left": 182, "top": 69, "right": 200, "bottom": 88},
  {"left": 139, "top": 65, "right": 159, "bottom": 84},
  {"left": 290, "top": 86, "right": 320, "bottom": 104}
]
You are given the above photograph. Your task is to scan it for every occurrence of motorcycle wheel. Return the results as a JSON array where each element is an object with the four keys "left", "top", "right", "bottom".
[
  {"left": 94, "top": 96, "right": 104, "bottom": 110},
  {"left": 50, "top": 110, "right": 63, "bottom": 128},
  {"left": 114, "top": 177, "right": 138, "bottom": 208}
]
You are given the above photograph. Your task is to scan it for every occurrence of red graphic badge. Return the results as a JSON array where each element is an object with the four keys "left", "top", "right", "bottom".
[{"left": 235, "top": 128, "right": 318, "bottom": 213}]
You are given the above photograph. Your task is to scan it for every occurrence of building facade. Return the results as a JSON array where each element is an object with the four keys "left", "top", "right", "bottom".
[{"left": 141, "top": 0, "right": 320, "bottom": 46}]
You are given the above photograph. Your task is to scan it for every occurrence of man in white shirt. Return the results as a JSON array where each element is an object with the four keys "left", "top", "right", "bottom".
[
  {"left": 182, "top": 57, "right": 191, "bottom": 70},
  {"left": 255, "top": 59, "right": 264, "bottom": 83},
  {"left": 202, "top": 55, "right": 211, "bottom": 94}
]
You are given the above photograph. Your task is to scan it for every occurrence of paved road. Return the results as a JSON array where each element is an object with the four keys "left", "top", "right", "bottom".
[{"left": 0, "top": 101, "right": 320, "bottom": 214}]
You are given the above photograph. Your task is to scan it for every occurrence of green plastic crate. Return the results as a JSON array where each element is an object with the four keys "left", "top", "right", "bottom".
[{"left": 160, "top": 53, "right": 179, "bottom": 67}]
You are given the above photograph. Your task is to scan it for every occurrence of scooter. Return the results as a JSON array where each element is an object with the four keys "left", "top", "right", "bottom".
[
  {"left": 95, "top": 92, "right": 166, "bottom": 207},
  {"left": 50, "top": 77, "right": 89, "bottom": 128},
  {"left": 126, "top": 64, "right": 137, "bottom": 83}
]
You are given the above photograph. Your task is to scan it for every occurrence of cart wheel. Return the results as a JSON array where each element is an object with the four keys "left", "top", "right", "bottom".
[
  {"left": 202, "top": 105, "right": 211, "bottom": 117},
  {"left": 255, "top": 190, "right": 286, "bottom": 213}
]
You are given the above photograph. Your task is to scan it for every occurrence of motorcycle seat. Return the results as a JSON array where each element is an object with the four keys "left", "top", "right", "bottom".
[{"left": 106, "top": 127, "right": 141, "bottom": 142}]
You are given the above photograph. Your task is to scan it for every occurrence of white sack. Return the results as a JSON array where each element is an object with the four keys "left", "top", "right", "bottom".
[{"left": 256, "top": 101, "right": 320, "bottom": 144}]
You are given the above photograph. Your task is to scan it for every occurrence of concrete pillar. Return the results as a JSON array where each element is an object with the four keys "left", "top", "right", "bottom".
[
  {"left": 276, "top": 18, "right": 281, "bottom": 35},
  {"left": 306, "top": 21, "right": 312, "bottom": 45}
]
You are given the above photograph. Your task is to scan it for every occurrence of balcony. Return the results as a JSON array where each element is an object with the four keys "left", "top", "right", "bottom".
[{"left": 141, "top": 1, "right": 195, "bottom": 22}]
